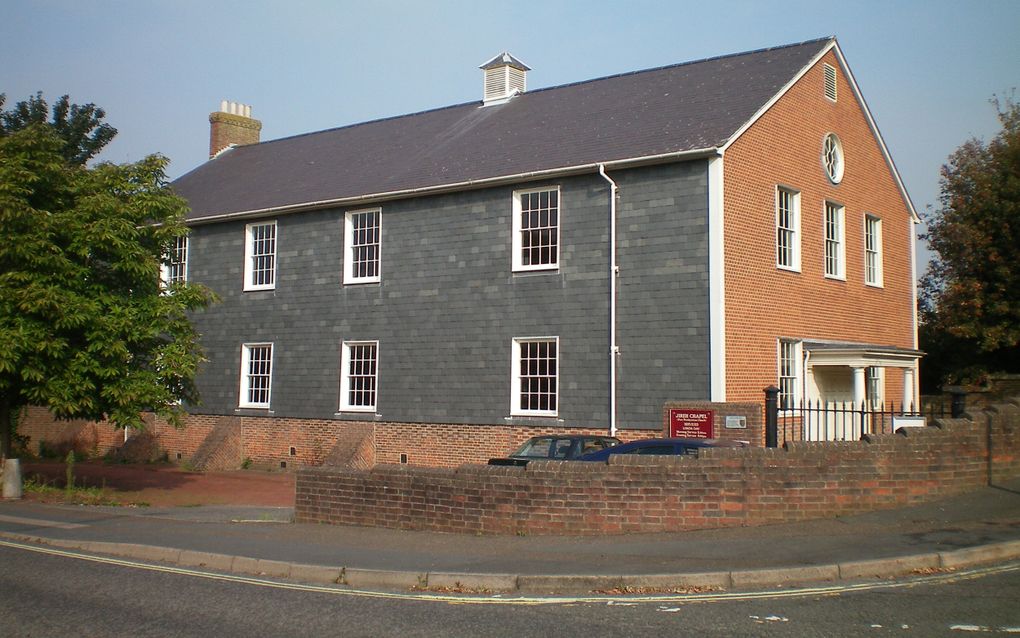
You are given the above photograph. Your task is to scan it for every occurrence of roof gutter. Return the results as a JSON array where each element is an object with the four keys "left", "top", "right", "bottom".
[{"left": 185, "top": 147, "right": 719, "bottom": 226}]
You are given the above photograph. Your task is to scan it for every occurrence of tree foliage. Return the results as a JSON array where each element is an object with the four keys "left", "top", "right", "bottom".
[
  {"left": 0, "top": 92, "right": 117, "bottom": 166},
  {"left": 0, "top": 119, "right": 213, "bottom": 458},
  {"left": 920, "top": 97, "right": 1020, "bottom": 388}
]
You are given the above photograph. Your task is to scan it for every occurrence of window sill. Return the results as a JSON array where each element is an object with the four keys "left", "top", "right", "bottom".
[
  {"left": 511, "top": 268, "right": 559, "bottom": 278},
  {"left": 343, "top": 278, "right": 381, "bottom": 286},
  {"left": 776, "top": 265, "right": 801, "bottom": 274},
  {"left": 334, "top": 412, "right": 383, "bottom": 421},
  {"left": 235, "top": 407, "right": 274, "bottom": 414},
  {"left": 242, "top": 286, "right": 276, "bottom": 293},
  {"left": 865, "top": 281, "right": 884, "bottom": 289},
  {"left": 505, "top": 415, "right": 563, "bottom": 427},
  {"left": 823, "top": 274, "right": 846, "bottom": 282}
]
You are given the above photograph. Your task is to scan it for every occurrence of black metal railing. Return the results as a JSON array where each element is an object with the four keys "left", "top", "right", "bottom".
[{"left": 763, "top": 387, "right": 966, "bottom": 447}]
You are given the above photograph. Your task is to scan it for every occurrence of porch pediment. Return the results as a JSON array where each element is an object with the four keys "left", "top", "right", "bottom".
[{"left": 802, "top": 341, "right": 922, "bottom": 369}]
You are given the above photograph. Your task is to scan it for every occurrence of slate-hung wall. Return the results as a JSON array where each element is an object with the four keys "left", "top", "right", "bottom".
[{"left": 187, "top": 161, "right": 711, "bottom": 431}]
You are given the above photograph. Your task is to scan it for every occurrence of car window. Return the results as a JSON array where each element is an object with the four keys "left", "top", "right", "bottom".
[
  {"left": 513, "top": 438, "right": 553, "bottom": 458},
  {"left": 552, "top": 439, "right": 573, "bottom": 459}
]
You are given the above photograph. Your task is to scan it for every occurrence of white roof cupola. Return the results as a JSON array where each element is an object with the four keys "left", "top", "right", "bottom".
[{"left": 480, "top": 52, "right": 530, "bottom": 106}]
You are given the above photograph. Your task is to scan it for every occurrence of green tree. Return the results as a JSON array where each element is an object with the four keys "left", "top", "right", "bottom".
[
  {"left": 0, "top": 92, "right": 117, "bottom": 166},
  {"left": 0, "top": 121, "right": 213, "bottom": 459},
  {"left": 920, "top": 97, "right": 1020, "bottom": 388}
]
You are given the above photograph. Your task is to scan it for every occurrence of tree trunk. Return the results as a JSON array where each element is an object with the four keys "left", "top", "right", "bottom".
[{"left": 0, "top": 394, "right": 12, "bottom": 461}]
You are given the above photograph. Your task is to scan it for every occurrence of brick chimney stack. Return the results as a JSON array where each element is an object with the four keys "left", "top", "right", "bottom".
[{"left": 209, "top": 100, "right": 262, "bottom": 159}]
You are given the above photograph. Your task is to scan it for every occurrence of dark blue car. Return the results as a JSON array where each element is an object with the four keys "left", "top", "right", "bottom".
[
  {"left": 578, "top": 437, "right": 747, "bottom": 461},
  {"left": 488, "top": 435, "right": 621, "bottom": 466}
]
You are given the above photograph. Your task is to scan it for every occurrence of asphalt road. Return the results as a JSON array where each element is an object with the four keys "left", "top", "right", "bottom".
[{"left": 1, "top": 544, "right": 1019, "bottom": 637}]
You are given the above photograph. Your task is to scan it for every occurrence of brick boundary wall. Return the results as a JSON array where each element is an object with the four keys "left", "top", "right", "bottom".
[
  {"left": 17, "top": 407, "right": 656, "bottom": 470},
  {"left": 294, "top": 398, "right": 1020, "bottom": 535}
]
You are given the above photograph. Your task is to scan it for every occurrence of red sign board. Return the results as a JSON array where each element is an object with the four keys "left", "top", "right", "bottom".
[{"left": 668, "top": 409, "right": 715, "bottom": 439}]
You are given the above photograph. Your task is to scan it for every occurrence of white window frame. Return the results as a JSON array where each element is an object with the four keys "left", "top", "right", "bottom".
[
  {"left": 866, "top": 366, "right": 885, "bottom": 408},
  {"left": 339, "top": 340, "right": 378, "bottom": 412},
  {"left": 160, "top": 235, "right": 189, "bottom": 288},
  {"left": 778, "top": 339, "right": 802, "bottom": 412},
  {"left": 824, "top": 202, "right": 846, "bottom": 280},
  {"left": 343, "top": 208, "right": 382, "bottom": 285},
  {"left": 239, "top": 343, "right": 273, "bottom": 409},
  {"left": 775, "top": 186, "right": 801, "bottom": 271},
  {"left": 864, "top": 214, "right": 883, "bottom": 287},
  {"left": 510, "top": 336, "right": 559, "bottom": 417},
  {"left": 512, "top": 186, "right": 560, "bottom": 272},
  {"left": 822, "top": 133, "right": 845, "bottom": 184},
  {"left": 244, "top": 221, "right": 277, "bottom": 291}
]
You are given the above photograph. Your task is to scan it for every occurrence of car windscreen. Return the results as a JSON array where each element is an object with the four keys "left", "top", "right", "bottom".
[{"left": 512, "top": 437, "right": 577, "bottom": 459}]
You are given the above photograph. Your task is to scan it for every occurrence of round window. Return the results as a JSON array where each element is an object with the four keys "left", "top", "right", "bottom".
[{"left": 823, "top": 133, "right": 844, "bottom": 183}]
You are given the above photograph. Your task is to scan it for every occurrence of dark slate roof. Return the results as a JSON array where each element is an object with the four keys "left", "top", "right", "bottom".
[{"left": 174, "top": 37, "right": 832, "bottom": 222}]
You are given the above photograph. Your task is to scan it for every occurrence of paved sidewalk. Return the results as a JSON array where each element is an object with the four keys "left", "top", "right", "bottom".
[{"left": 3, "top": 478, "right": 1020, "bottom": 594}]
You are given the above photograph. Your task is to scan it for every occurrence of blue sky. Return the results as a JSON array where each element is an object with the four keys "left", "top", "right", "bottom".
[{"left": 4, "top": 0, "right": 1019, "bottom": 271}]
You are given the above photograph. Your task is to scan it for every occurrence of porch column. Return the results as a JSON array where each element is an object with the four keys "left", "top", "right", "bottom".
[
  {"left": 852, "top": 366, "right": 867, "bottom": 406},
  {"left": 903, "top": 367, "right": 916, "bottom": 410}
]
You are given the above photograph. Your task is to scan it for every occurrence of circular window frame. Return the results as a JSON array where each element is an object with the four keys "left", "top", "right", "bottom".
[{"left": 822, "top": 133, "right": 845, "bottom": 184}]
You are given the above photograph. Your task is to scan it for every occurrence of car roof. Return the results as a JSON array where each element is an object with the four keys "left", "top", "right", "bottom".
[
  {"left": 617, "top": 438, "right": 745, "bottom": 448},
  {"left": 525, "top": 435, "right": 617, "bottom": 441}
]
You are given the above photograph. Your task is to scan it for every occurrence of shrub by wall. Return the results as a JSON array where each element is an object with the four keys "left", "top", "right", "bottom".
[{"left": 295, "top": 399, "right": 1020, "bottom": 535}]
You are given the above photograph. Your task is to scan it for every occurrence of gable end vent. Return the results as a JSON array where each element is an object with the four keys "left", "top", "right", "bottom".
[
  {"left": 823, "top": 63, "right": 837, "bottom": 102},
  {"left": 480, "top": 52, "right": 530, "bottom": 106}
]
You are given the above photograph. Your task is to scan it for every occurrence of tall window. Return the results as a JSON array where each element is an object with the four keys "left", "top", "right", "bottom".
[
  {"left": 511, "top": 337, "right": 558, "bottom": 416},
  {"left": 824, "top": 202, "right": 845, "bottom": 279},
  {"left": 344, "top": 209, "right": 381, "bottom": 284},
  {"left": 162, "top": 235, "right": 188, "bottom": 287},
  {"left": 239, "top": 343, "right": 273, "bottom": 408},
  {"left": 778, "top": 339, "right": 800, "bottom": 410},
  {"left": 867, "top": 367, "right": 883, "bottom": 407},
  {"left": 244, "top": 221, "right": 276, "bottom": 291},
  {"left": 512, "top": 187, "right": 559, "bottom": 272},
  {"left": 776, "top": 187, "right": 800, "bottom": 271},
  {"left": 865, "top": 215, "right": 883, "bottom": 286},
  {"left": 340, "top": 341, "right": 378, "bottom": 412}
]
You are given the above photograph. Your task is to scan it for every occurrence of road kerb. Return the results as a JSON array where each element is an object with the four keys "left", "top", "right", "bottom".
[
  {"left": 343, "top": 567, "right": 425, "bottom": 590},
  {"left": 730, "top": 564, "right": 840, "bottom": 588},
  {"left": 517, "top": 574, "right": 626, "bottom": 594},
  {"left": 426, "top": 572, "right": 518, "bottom": 592},
  {"left": 838, "top": 553, "right": 941, "bottom": 580},
  {"left": 178, "top": 550, "right": 235, "bottom": 571},
  {"left": 288, "top": 562, "right": 342, "bottom": 584},
  {"left": 254, "top": 558, "right": 292, "bottom": 578},
  {"left": 616, "top": 572, "right": 732, "bottom": 591},
  {"left": 939, "top": 540, "right": 1020, "bottom": 569}
]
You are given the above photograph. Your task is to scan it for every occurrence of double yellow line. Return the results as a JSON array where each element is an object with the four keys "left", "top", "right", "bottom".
[{"left": 2, "top": 538, "right": 1017, "bottom": 606}]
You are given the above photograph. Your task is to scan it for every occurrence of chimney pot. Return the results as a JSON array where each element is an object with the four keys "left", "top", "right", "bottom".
[{"left": 208, "top": 100, "right": 262, "bottom": 159}]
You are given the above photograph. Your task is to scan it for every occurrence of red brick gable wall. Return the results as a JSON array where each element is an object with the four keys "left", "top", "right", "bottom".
[{"left": 723, "top": 49, "right": 916, "bottom": 403}]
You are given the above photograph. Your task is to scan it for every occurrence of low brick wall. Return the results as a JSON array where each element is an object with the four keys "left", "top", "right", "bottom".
[
  {"left": 295, "top": 399, "right": 1020, "bottom": 535},
  {"left": 17, "top": 407, "right": 654, "bottom": 470}
]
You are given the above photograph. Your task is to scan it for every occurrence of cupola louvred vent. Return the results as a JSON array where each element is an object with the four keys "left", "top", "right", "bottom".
[{"left": 480, "top": 52, "right": 530, "bottom": 106}]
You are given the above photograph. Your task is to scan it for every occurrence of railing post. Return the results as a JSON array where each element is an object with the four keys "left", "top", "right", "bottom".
[
  {"left": 949, "top": 388, "right": 967, "bottom": 418},
  {"left": 764, "top": 385, "right": 779, "bottom": 448}
]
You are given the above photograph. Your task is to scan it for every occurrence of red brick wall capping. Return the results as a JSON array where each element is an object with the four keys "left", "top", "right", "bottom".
[{"left": 295, "top": 398, "right": 1020, "bottom": 535}]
